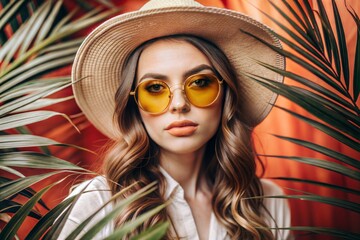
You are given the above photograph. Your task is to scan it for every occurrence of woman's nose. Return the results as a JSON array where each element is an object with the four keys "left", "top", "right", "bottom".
[{"left": 169, "top": 89, "right": 190, "bottom": 113}]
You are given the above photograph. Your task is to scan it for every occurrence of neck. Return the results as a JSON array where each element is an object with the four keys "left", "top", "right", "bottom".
[{"left": 159, "top": 146, "right": 209, "bottom": 200}]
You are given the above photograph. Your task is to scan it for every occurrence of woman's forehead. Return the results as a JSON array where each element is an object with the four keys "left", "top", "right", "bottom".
[{"left": 136, "top": 39, "right": 212, "bottom": 79}]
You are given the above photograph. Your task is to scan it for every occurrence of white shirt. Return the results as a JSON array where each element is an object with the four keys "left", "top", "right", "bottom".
[{"left": 58, "top": 172, "right": 290, "bottom": 239}]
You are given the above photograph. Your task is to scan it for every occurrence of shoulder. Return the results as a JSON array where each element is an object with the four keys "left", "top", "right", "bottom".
[
  {"left": 260, "top": 179, "right": 289, "bottom": 218},
  {"left": 68, "top": 175, "right": 113, "bottom": 217},
  {"left": 261, "top": 178, "right": 285, "bottom": 196},
  {"left": 260, "top": 179, "right": 291, "bottom": 240},
  {"left": 67, "top": 176, "right": 112, "bottom": 207},
  {"left": 69, "top": 175, "right": 111, "bottom": 197},
  {"left": 58, "top": 176, "right": 113, "bottom": 239}
]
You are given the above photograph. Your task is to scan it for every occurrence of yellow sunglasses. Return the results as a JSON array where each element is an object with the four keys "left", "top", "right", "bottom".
[{"left": 130, "top": 73, "right": 223, "bottom": 114}]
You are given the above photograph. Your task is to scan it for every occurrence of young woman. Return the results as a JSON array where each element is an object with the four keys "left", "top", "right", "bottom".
[{"left": 59, "top": 0, "right": 290, "bottom": 239}]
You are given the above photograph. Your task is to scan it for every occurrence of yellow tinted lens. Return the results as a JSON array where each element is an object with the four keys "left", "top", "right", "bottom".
[
  {"left": 185, "top": 74, "right": 220, "bottom": 107},
  {"left": 136, "top": 80, "right": 170, "bottom": 113}
]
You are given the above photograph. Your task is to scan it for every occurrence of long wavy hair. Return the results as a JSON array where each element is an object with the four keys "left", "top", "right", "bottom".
[{"left": 103, "top": 35, "right": 275, "bottom": 239}]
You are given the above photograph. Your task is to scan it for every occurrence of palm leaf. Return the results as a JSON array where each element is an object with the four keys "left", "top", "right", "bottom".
[
  {"left": 104, "top": 207, "right": 168, "bottom": 240},
  {"left": 265, "top": 1, "right": 333, "bottom": 71},
  {"left": 317, "top": 0, "right": 341, "bottom": 77},
  {"left": 0, "top": 172, "right": 59, "bottom": 201},
  {"left": 275, "top": 227, "right": 360, "bottom": 240},
  {"left": 43, "top": 180, "right": 97, "bottom": 240},
  {"left": 0, "top": 152, "right": 88, "bottom": 171},
  {"left": 0, "top": 166, "right": 25, "bottom": 178},
  {"left": 271, "top": 177, "right": 360, "bottom": 195},
  {"left": 300, "top": 0, "right": 324, "bottom": 51},
  {"left": 71, "top": 183, "right": 162, "bottom": 239},
  {"left": 25, "top": 196, "right": 77, "bottom": 240},
  {"left": 271, "top": 135, "right": 360, "bottom": 169},
  {"left": 265, "top": 155, "right": 360, "bottom": 181},
  {"left": 247, "top": 76, "right": 360, "bottom": 150},
  {"left": 347, "top": 5, "right": 360, "bottom": 101},
  {"left": 0, "top": 81, "right": 70, "bottom": 117},
  {"left": 0, "top": 178, "right": 49, "bottom": 210},
  {"left": 0, "top": 111, "right": 76, "bottom": 131},
  {"left": 0, "top": 77, "right": 69, "bottom": 102},
  {"left": 0, "top": 2, "right": 117, "bottom": 78},
  {"left": 260, "top": 194, "right": 360, "bottom": 213},
  {"left": 0, "top": 0, "right": 27, "bottom": 32},
  {"left": 12, "top": 96, "right": 74, "bottom": 113},
  {"left": 130, "top": 222, "right": 170, "bottom": 240},
  {"left": 0, "top": 134, "right": 90, "bottom": 151},
  {"left": 0, "top": 199, "right": 42, "bottom": 220},
  {"left": 247, "top": 0, "right": 360, "bottom": 237},
  {"left": 332, "top": 0, "right": 350, "bottom": 88},
  {"left": 256, "top": 62, "right": 357, "bottom": 114},
  {"left": 0, "top": 184, "right": 53, "bottom": 240}
]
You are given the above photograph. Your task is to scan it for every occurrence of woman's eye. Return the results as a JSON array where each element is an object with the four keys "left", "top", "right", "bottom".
[
  {"left": 190, "top": 78, "right": 211, "bottom": 88},
  {"left": 146, "top": 83, "right": 165, "bottom": 93}
]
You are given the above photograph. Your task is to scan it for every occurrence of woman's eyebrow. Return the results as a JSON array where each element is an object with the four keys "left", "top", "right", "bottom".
[
  {"left": 139, "top": 73, "right": 168, "bottom": 82},
  {"left": 138, "top": 64, "right": 214, "bottom": 82},
  {"left": 184, "top": 64, "right": 214, "bottom": 77}
]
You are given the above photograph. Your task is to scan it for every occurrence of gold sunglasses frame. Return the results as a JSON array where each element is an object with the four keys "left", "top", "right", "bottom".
[{"left": 129, "top": 73, "right": 223, "bottom": 114}]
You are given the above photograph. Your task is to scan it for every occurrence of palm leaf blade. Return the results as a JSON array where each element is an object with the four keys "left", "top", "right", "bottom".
[
  {"left": 0, "top": 199, "right": 42, "bottom": 219},
  {"left": 279, "top": 227, "right": 360, "bottom": 240},
  {"left": 12, "top": 96, "right": 74, "bottom": 113},
  {"left": 251, "top": 77, "right": 360, "bottom": 140},
  {"left": 316, "top": 0, "right": 337, "bottom": 69},
  {"left": 34, "top": 0, "right": 63, "bottom": 45},
  {"left": 72, "top": 184, "right": 158, "bottom": 240},
  {"left": 0, "top": 152, "right": 86, "bottom": 171},
  {"left": 350, "top": 9, "right": 360, "bottom": 101},
  {"left": 332, "top": 0, "right": 349, "bottom": 88},
  {"left": 274, "top": 105, "right": 360, "bottom": 152},
  {"left": 0, "top": 111, "right": 73, "bottom": 131},
  {"left": 0, "top": 52, "right": 75, "bottom": 93},
  {"left": 0, "top": 82, "right": 70, "bottom": 117},
  {"left": 266, "top": 155, "right": 360, "bottom": 180},
  {"left": 242, "top": 31, "right": 347, "bottom": 95},
  {"left": 0, "top": 177, "right": 49, "bottom": 210},
  {"left": 0, "top": 134, "right": 61, "bottom": 149},
  {"left": 103, "top": 204, "right": 167, "bottom": 240},
  {"left": 303, "top": 0, "right": 325, "bottom": 50},
  {"left": 268, "top": 1, "right": 329, "bottom": 64},
  {"left": 18, "top": 1, "right": 52, "bottom": 57},
  {"left": 258, "top": 62, "right": 356, "bottom": 112},
  {"left": 293, "top": 0, "right": 323, "bottom": 50},
  {"left": 25, "top": 196, "right": 77, "bottom": 240},
  {"left": 271, "top": 177, "right": 360, "bottom": 195},
  {"left": 262, "top": 194, "right": 360, "bottom": 213},
  {"left": 130, "top": 222, "right": 169, "bottom": 240},
  {"left": 0, "top": 0, "right": 26, "bottom": 34},
  {"left": 0, "top": 172, "right": 58, "bottom": 201},
  {"left": 272, "top": 135, "right": 360, "bottom": 169},
  {"left": 0, "top": 185, "right": 52, "bottom": 240}
]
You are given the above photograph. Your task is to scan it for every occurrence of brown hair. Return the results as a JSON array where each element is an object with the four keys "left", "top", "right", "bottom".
[{"left": 103, "top": 35, "right": 275, "bottom": 239}]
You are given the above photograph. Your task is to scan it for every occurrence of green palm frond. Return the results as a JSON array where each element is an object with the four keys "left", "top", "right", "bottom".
[
  {"left": 246, "top": 0, "right": 359, "bottom": 238},
  {"left": 0, "top": 1, "right": 167, "bottom": 239},
  {"left": 273, "top": 227, "right": 360, "bottom": 240}
]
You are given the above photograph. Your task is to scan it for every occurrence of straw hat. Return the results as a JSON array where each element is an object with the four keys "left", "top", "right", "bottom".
[{"left": 72, "top": 0, "right": 285, "bottom": 140}]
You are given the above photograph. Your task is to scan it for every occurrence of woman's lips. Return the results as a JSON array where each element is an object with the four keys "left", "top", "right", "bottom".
[{"left": 165, "top": 120, "right": 198, "bottom": 137}]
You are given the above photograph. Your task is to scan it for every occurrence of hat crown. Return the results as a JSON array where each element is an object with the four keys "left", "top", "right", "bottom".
[{"left": 140, "top": 0, "right": 202, "bottom": 10}]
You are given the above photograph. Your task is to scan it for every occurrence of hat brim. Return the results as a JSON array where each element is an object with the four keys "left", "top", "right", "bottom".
[{"left": 72, "top": 6, "right": 284, "bottom": 139}]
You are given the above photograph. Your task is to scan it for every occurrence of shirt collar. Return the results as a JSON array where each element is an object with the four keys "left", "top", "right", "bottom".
[
  {"left": 159, "top": 166, "right": 185, "bottom": 200},
  {"left": 159, "top": 166, "right": 228, "bottom": 239}
]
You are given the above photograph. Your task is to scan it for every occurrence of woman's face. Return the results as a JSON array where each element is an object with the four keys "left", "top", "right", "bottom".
[{"left": 136, "top": 40, "right": 223, "bottom": 155}]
